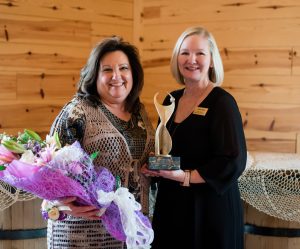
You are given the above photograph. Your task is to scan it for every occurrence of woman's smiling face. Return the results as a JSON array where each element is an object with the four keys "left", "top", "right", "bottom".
[
  {"left": 97, "top": 50, "right": 133, "bottom": 105},
  {"left": 177, "top": 34, "right": 212, "bottom": 84}
]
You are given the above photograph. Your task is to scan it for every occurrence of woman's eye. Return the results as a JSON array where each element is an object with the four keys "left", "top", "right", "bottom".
[
  {"left": 102, "top": 68, "right": 112, "bottom": 72},
  {"left": 196, "top": 51, "right": 206, "bottom": 56},
  {"left": 120, "top": 66, "right": 129, "bottom": 71},
  {"left": 180, "top": 52, "right": 189, "bottom": 55}
]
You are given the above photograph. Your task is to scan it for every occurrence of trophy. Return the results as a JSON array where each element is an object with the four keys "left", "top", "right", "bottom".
[{"left": 148, "top": 92, "right": 180, "bottom": 170}]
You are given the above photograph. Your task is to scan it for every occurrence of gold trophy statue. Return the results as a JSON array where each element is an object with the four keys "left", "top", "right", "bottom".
[{"left": 148, "top": 92, "right": 180, "bottom": 170}]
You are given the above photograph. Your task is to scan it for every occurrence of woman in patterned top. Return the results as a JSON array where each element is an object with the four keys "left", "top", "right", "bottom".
[{"left": 45, "top": 36, "right": 155, "bottom": 249}]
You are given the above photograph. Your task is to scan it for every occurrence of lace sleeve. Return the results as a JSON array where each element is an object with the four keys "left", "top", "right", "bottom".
[{"left": 50, "top": 99, "right": 86, "bottom": 146}]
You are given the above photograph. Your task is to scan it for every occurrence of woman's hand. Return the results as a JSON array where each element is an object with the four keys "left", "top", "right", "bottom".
[
  {"left": 141, "top": 163, "right": 161, "bottom": 177},
  {"left": 158, "top": 169, "right": 205, "bottom": 184},
  {"left": 141, "top": 163, "right": 185, "bottom": 182},
  {"left": 141, "top": 164, "right": 205, "bottom": 184},
  {"left": 155, "top": 169, "right": 185, "bottom": 182},
  {"left": 59, "top": 197, "right": 102, "bottom": 220}
]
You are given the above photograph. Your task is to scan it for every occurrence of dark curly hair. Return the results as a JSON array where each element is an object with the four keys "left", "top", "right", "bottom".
[{"left": 77, "top": 36, "right": 144, "bottom": 113}]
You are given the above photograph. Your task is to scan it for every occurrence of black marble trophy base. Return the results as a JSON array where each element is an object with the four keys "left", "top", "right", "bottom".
[{"left": 148, "top": 155, "right": 180, "bottom": 170}]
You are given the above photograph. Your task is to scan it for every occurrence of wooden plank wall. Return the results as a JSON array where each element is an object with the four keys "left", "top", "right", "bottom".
[
  {"left": 0, "top": 0, "right": 133, "bottom": 138},
  {"left": 0, "top": 1, "right": 133, "bottom": 249},
  {"left": 1, "top": 0, "right": 300, "bottom": 248},
  {"left": 3, "top": 0, "right": 298, "bottom": 155},
  {"left": 134, "top": 0, "right": 300, "bottom": 154},
  {"left": 133, "top": 2, "right": 300, "bottom": 248}
]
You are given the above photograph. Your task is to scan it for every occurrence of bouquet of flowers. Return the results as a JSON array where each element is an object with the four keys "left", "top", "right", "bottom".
[{"left": 0, "top": 129, "right": 153, "bottom": 249}]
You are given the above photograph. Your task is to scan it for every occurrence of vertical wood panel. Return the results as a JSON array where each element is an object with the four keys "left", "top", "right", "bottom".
[
  {"left": 292, "top": 46, "right": 300, "bottom": 75},
  {"left": 1, "top": 0, "right": 300, "bottom": 248},
  {"left": 0, "top": 0, "right": 133, "bottom": 24},
  {"left": 0, "top": 16, "right": 90, "bottom": 46},
  {"left": 0, "top": 73, "right": 16, "bottom": 100},
  {"left": 139, "top": 0, "right": 300, "bottom": 155},
  {"left": 0, "top": 2, "right": 133, "bottom": 248},
  {"left": 142, "top": 0, "right": 300, "bottom": 24},
  {"left": 138, "top": 1, "right": 300, "bottom": 249},
  {"left": 0, "top": 0, "right": 134, "bottom": 137},
  {"left": 0, "top": 201, "right": 12, "bottom": 249},
  {"left": 91, "top": 23, "right": 133, "bottom": 46},
  {"left": 16, "top": 73, "right": 78, "bottom": 101}
]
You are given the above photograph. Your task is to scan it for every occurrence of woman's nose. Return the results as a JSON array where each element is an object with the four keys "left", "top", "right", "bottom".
[
  {"left": 112, "top": 69, "right": 121, "bottom": 80},
  {"left": 188, "top": 54, "right": 197, "bottom": 63}
]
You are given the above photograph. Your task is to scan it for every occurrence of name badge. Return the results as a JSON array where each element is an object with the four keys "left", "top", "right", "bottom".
[{"left": 193, "top": 107, "right": 208, "bottom": 116}]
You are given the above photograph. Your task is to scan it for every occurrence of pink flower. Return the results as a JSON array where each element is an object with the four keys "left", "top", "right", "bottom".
[
  {"left": 6, "top": 160, "right": 40, "bottom": 178},
  {"left": 69, "top": 162, "right": 83, "bottom": 175},
  {"left": 0, "top": 145, "right": 18, "bottom": 164},
  {"left": 39, "top": 145, "right": 55, "bottom": 164}
]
